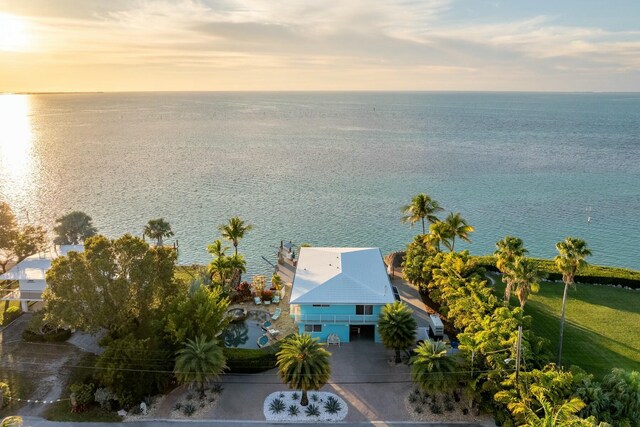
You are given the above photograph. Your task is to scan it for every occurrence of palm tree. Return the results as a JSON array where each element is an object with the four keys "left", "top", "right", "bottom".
[
  {"left": 401, "top": 193, "right": 443, "bottom": 235},
  {"left": 207, "top": 239, "right": 229, "bottom": 259},
  {"left": 378, "top": 301, "right": 417, "bottom": 363},
  {"left": 410, "top": 340, "right": 458, "bottom": 395},
  {"left": 443, "top": 212, "right": 475, "bottom": 252},
  {"left": 555, "top": 237, "right": 591, "bottom": 366},
  {"left": 0, "top": 417, "right": 22, "bottom": 427},
  {"left": 174, "top": 335, "right": 227, "bottom": 397},
  {"left": 53, "top": 211, "right": 97, "bottom": 245},
  {"left": 143, "top": 218, "right": 174, "bottom": 247},
  {"left": 511, "top": 257, "right": 542, "bottom": 310},
  {"left": 507, "top": 385, "right": 588, "bottom": 427},
  {"left": 276, "top": 334, "right": 331, "bottom": 406},
  {"left": 495, "top": 236, "right": 528, "bottom": 304},
  {"left": 428, "top": 221, "right": 452, "bottom": 252},
  {"left": 218, "top": 216, "right": 253, "bottom": 256}
]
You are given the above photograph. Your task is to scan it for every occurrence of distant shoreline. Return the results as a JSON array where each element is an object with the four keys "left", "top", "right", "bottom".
[{"left": 3, "top": 90, "right": 640, "bottom": 95}]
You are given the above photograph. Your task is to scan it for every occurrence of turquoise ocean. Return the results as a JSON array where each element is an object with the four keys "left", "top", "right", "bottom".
[{"left": 1, "top": 92, "right": 639, "bottom": 276}]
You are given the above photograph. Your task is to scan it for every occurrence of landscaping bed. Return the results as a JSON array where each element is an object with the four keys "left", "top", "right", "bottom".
[{"left": 263, "top": 391, "right": 347, "bottom": 422}]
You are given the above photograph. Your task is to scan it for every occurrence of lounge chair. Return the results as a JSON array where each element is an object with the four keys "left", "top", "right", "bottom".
[
  {"left": 272, "top": 295, "right": 280, "bottom": 304},
  {"left": 327, "top": 333, "right": 341, "bottom": 347},
  {"left": 264, "top": 299, "right": 271, "bottom": 305},
  {"left": 267, "top": 328, "right": 280, "bottom": 336},
  {"left": 254, "top": 296, "right": 262, "bottom": 305},
  {"left": 271, "top": 308, "right": 282, "bottom": 321}
]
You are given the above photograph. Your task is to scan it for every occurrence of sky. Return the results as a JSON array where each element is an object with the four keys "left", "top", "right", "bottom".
[{"left": 0, "top": 0, "right": 639, "bottom": 92}]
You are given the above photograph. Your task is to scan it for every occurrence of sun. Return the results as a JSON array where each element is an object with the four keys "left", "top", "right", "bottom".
[{"left": 0, "top": 13, "right": 30, "bottom": 52}]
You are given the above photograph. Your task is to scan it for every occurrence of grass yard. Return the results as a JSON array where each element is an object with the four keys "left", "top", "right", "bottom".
[
  {"left": 490, "top": 274, "right": 640, "bottom": 378},
  {"left": 42, "top": 400, "right": 122, "bottom": 422}
]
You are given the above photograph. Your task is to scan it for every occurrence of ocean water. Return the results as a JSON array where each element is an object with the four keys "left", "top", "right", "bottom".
[{"left": 1, "top": 92, "right": 639, "bottom": 276}]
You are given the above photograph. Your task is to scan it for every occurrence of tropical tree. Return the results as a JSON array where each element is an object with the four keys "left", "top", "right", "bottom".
[
  {"left": 410, "top": 340, "right": 458, "bottom": 395},
  {"left": 276, "top": 334, "right": 331, "bottom": 406},
  {"left": 271, "top": 273, "right": 284, "bottom": 290},
  {"left": 218, "top": 216, "right": 253, "bottom": 256},
  {"left": 143, "top": 218, "right": 174, "bottom": 247},
  {"left": 401, "top": 193, "right": 443, "bottom": 235},
  {"left": 0, "top": 203, "right": 47, "bottom": 273},
  {"left": 555, "top": 237, "right": 591, "bottom": 366},
  {"left": 164, "top": 282, "right": 230, "bottom": 346},
  {"left": 0, "top": 416, "right": 22, "bottom": 427},
  {"left": 44, "top": 234, "right": 177, "bottom": 336},
  {"left": 443, "top": 212, "right": 474, "bottom": 252},
  {"left": 507, "top": 385, "right": 589, "bottom": 426},
  {"left": 378, "top": 301, "right": 417, "bottom": 363},
  {"left": 509, "top": 257, "right": 542, "bottom": 310},
  {"left": 428, "top": 221, "right": 452, "bottom": 252},
  {"left": 495, "top": 236, "right": 528, "bottom": 304},
  {"left": 174, "top": 335, "right": 227, "bottom": 397},
  {"left": 53, "top": 211, "right": 97, "bottom": 245}
]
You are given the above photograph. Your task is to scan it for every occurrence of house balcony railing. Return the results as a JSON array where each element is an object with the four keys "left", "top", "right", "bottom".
[{"left": 293, "top": 314, "right": 378, "bottom": 324}]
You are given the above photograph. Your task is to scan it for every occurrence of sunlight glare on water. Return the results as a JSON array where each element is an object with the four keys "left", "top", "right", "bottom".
[{"left": 0, "top": 94, "right": 35, "bottom": 210}]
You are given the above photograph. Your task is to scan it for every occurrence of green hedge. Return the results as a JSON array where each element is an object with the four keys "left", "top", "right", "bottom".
[
  {"left": 223, "top": 341, "right": 284, "bottom": 373},
  {"left": 472, "top": 255, "right": 640, "bottom": 289},
  {"left": 0, "top": 305, "right": 22, "bottom": 326},
  {"left": 22, "top": 328, "right": 72, "bottom": 343}
]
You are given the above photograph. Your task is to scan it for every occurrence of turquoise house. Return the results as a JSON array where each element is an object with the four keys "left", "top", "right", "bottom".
[{"left": 289, "top": 247, "right": 395, "bottom": 343}]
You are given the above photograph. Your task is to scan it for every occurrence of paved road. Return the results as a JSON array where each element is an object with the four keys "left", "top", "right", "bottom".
[{"left": 20, "top": 417, "right": 481, "bottom": 426}]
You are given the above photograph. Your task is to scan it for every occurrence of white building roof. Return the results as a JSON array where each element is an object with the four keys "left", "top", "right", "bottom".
[
  {"left": 0, "top": 245, "right": 84, "bottom": 282},
  {"left": 290, "top": 247, "right": 395, "bottom": 305}
]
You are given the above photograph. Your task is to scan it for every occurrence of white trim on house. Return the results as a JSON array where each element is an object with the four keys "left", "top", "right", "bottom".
[{"left": 290, "top": 247, "right": 395, "bottom": 305}]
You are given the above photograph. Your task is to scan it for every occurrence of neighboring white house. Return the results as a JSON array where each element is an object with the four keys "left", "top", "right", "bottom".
[
  {"left": 289, "top": 247, "right": 395, "bottom": 343},
  {"left": 0, "top": 245, "right": 84, "bottom": 312}
]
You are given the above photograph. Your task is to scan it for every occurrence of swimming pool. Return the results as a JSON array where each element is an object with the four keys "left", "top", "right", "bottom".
[{"left": 223, "top": 309, "right": 271, "bottom": 349}]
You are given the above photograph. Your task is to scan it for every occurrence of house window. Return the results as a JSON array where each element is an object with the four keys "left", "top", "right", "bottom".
[
  {"left": 304, "top": 324, "right": 322, "bottom": 333},
  {"left": 355, "top": 305, "right": 373, "bottom": 315},
  {"left": 312, "top": 304, "right": 330, "bottom": 307}
]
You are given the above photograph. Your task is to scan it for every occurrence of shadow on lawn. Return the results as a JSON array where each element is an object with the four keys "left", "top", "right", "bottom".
[{"left": 525, "top": 302, "right": 639, "bottom": 378}]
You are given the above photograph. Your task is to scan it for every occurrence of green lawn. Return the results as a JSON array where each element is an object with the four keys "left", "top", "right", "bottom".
[
  {"left": 491, "top": 274, "right": 640, "bottom": 378},
  {"left": 42, "top": 401, "right": 122, "bottom": 422}
]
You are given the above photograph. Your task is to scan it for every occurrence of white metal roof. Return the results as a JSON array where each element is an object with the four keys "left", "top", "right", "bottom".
[
  {"left": 290, "top": 247, "right": 395, "bottom": 305},
  {"left": 0, "top": 245, "right": 84, "bottom": 282}
]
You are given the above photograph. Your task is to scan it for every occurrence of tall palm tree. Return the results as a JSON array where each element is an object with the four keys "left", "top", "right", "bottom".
[
  {"left": 401, "top": 193, "right": 443, "bottom": 235},
  {"left": 174, "top": 335, "right": 227, "bottom": 397},
  {"left": 555, "top": 237, "right": 591, "bottom": 366},
  {"left": 207, "top": 239, "right": 229, "bottom": 259},
  {"left": 443, "top": 212, "right": 475, "bottom": 252},
  {"left": 378, "top": 301, "right": 417, "bottom": 363},
  {"left": 410, "top": 340, "right": 458, "bottom": 395},
  {"left": 276, "top": 334, "right": 331, "bottom": 406},
  {"left": 218, "top": 216, "right": 253, "bottom": 256},
  {"left": 510, "top": 257, "right": 542, "bottom": 310},
  {"left": 143, "top": 218, "right": 174, "bottom": 247},
  {"left": 507, "top": 385, "right": 589, "bottom": 427},
  {"left": 428, "top": 221, "right": 452, "bottom": 252},
  {"left": 495, "top": 236, "right": 528, "bottom": 304}
]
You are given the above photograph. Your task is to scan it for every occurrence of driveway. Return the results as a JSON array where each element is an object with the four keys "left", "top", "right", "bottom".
[
  {"left": 210, "top": 341, "right": 420, "bottom": 422},
  {"left": 392, "top": 277, "right": 431, "bottom": 328}
]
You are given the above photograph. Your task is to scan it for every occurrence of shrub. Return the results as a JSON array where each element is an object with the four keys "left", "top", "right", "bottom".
[
  {"left": 186, "top": 393, "right": 194, "bottom": 401},
  {"left": 182, "top": 403, "right": 196, "bottom": 416},
  {"left": 94, "top": 388, "right": 117, "bottom": 410},
  {"left": 1, "top": 306, "right": 21, "bottom": 326},
  {"left": 174, "top": 402, "right": 183, "bottom": 411},
  {"left": 305, "top": 404, "right": 320, "bottom": 417},
  {"left": 232, "top": 281, "right": 252, "bottom": 302},
  {"left": 291, "top": 392, "right": 299, "bottom": 401},
  {"left": 261, "top": 289, "right": 273, "bottom": 302},
  {"left": 70, "top": 383, "right": 94, "bottom": 411},
  {"left": 408, "top": 393, "right": 418, "bottom": 404},
  {"left": 210, "top": 383, "right": 223, "bottom": 394},
  {"left": 223, "top": 341, "right": 283, "bottom": 373},
  {"left": 414, "top": 405, "right": 423, "bottom": 414},
  {"left": 324, "top": 396, "right": 342, "bottom": 414},
  {"left": 279, "top": 392, "right": 285, "bottom": 399},
  {"left": 429, "top": 401, "right": 442, "bottom": 414},
  {"left": 22, "top": 311, "right": 71, "bottom": 342},
  {"left": 288, "top": 404, "right": 300, "bottom": 416},
  {"left": 473, "top": 255, "right": 640, "bottom": 289},
  {"left": 0, "top": 381, "right": 11, "bottom": 408},
  {"left": 310, "top": 393, "right": 319, "bottom": 402},
  {"left": 269, "top": 398, "right": 286, "bottom": 414}
]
